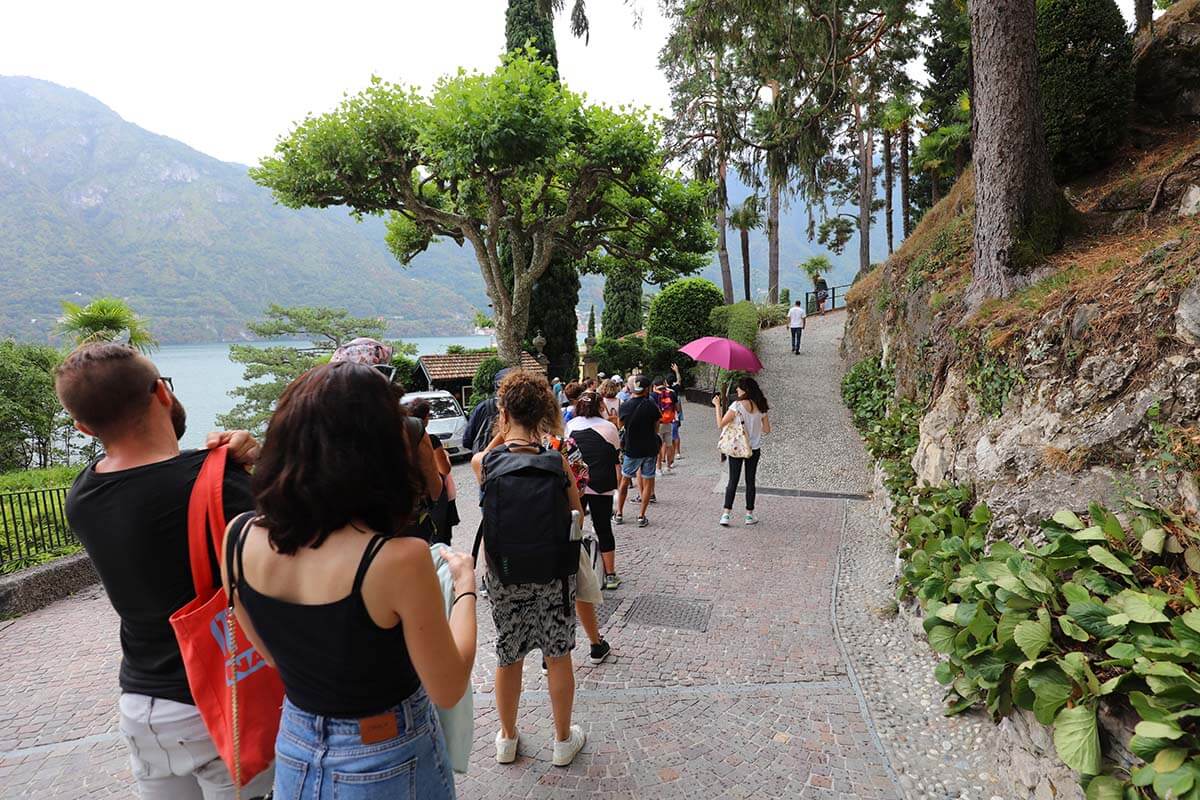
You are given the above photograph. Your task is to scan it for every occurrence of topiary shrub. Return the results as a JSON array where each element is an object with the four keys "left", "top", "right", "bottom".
[
  {"left": 591, "top": 336, "right": 646, "bottom": 375},
  {"left": 646, "top": 278, "right": 725, "bottom": 347},
  {"left": 1036, "top": 0, "right": 1133, "bottom": 181}
]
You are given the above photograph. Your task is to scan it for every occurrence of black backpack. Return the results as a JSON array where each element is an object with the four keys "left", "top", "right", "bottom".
[
  {"left": 471, "top": 399, "right": 499, "bottom": 453},
  {"left": 472, "top": 444, "right": 579, "bottom": 595},
  {"left": 571, "top": 428, "right": 619, "bottom": 494}
]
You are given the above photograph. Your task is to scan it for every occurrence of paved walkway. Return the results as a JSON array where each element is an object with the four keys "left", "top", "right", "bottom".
[{"left": 0, "top": 312, "right": 914, "bottom": 799}]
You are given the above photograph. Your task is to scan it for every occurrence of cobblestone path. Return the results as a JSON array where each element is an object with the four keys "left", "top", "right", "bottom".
[{"left": 0, "top": 312, "right": 910, "bottom": 799}]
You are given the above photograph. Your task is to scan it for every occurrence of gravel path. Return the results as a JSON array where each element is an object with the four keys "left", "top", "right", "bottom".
[
  {"left": 755, "top": 313, "right": 871, "bottom": 495},
  {"left": 756, "top": 317, "right": 1008, "bottom": 800}
]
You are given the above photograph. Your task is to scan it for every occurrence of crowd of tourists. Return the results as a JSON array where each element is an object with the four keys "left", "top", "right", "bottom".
[{"left": 53, "top": 336, "right": 770, "bottom": 799}]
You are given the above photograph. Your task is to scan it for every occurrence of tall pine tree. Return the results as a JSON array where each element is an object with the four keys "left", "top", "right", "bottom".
[
  {"left": 601, "top": 265, "right": 643, "bottom": 339},
  {"left": 505, "top": 0, "right": 580, "bottom": 379}
]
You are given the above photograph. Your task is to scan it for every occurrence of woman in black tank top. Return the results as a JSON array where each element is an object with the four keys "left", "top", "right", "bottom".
[{"left": 221, "top": 362, "right": 477, "bottom": 800}]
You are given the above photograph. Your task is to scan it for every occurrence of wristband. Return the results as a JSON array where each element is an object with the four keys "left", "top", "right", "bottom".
[{"left": 452, "top": 592, "right": 477, "bottom": 607}]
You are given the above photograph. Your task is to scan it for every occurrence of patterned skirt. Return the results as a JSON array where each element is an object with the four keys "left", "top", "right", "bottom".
[{"left": 485, "top": 571, "right": 577, "bottom": 668}]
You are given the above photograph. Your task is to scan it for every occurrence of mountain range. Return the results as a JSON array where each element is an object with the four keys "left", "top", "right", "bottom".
[{"left": 0, "top": 75, "right": 887, "bottom": 344}]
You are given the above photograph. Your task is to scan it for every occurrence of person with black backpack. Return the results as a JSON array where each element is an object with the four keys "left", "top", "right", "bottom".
[
  {"left": 471, "top": 370, "right": 587, "bottom": 768},
  {"left": 566, "top": 390, "right": 622, "bottom": 590}
]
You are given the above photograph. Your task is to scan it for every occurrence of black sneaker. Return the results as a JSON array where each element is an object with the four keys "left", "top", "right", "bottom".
[
  {"left": 650, "top": 494, "right": 657, "bottom": 504},
  {"left": 589, "top": 639, "right": 611, "bottom": 665},
  {"left": 637, "top": 515, "right": 649, "bottom": 528}
]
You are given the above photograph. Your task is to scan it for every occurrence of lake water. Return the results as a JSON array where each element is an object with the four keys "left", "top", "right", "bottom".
[{"left": 156, "top": 335, "right": 494, "bottom": 449}]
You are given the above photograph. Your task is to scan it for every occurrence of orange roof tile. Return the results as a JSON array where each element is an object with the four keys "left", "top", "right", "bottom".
[{"left": 418, "top": 351, "right": 546, "bottom": 382}]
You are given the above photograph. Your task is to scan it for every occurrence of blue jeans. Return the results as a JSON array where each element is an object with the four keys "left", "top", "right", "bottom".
[
  {"left": 273, "top": 690, "right": 455, "bottom": 800},
  {"left": 790, "top": 327, "right": 804, "bottom": 351}
]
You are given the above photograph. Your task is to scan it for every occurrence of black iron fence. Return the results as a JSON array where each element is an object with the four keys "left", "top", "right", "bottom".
[
  {"left": 0, "top": 486, "right": 78, "bottom": 575},
  {"left": 804, "top": 283, "right": 852, "bottom": 315}
]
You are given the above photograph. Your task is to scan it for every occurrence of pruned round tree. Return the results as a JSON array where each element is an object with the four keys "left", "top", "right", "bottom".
[
  {"left": 646, "top": 277, "right": 724, "bottom": 348},
  {"left": 252, "top": 52, "right": 713, "bottom": 366}
]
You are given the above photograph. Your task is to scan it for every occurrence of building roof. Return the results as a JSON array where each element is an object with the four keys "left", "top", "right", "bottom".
[{"left": 418, "top": 351, "right": 546, "bottom": 382}]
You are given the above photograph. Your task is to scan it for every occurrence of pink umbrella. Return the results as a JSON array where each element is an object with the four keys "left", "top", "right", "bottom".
[{"left": 678, "top": 336, "right": 763, "bottom": 373}]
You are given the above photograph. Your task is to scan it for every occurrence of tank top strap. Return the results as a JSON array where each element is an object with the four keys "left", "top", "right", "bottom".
[
  {"left": 352, "top": 534, "right": 391, "bottom": 597},
  {"left": 226, "top": 511, "right": 257, "bottom": 595}
]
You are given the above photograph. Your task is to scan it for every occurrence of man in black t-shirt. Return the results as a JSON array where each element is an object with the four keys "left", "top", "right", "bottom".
[
  {"left": 55, "top": 343, "right": 270, "bottom": 799},
  {"left": 616, "top": 375, "right": 661, "bottom": 527}
]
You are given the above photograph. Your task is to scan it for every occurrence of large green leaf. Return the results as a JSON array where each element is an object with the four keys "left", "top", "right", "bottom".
[
  {"left": 1141, "top": 527, "right": 1166, "bottom": 554},
  {"left": 1129, "top": 734, "right": 1173, "bottom": 760},
  {"left": 1182, "top": 609, "right": 1200, "bottom": 635},
  {"left": 1014, "top": 619, "right": 1052, "bottom": 661},
  {"left": 927, "top": 624, "right": 957, "bottom": 654},
  {"left": 1087, "top": 545, "right": 1133, "bottom": 576},
  {"left": 1054, "top": 509, "right": 1086, "bottom": 530},
  {"left": 1053, "top": 704, "right": 1102, "bottom": 775},
  {"left": 1153, "top": 747, "right": 1188, "bottom": 773},
  {"left": 1153, "top": 767, "right": 1195, "bottom": 798},
  {"left": 1058, "top": 616, "right": 1090, "bottom": 642},
  {"left": 1134, "top": 720, "right": 1185, "bottom": 740},
  {"left": 1071, "top": 526, "right": 1108, "bottom": 542},
  {"left": 1061, "top": 582, "right": 1092, "bottom": 605},
  {"left": 1067, "top": 601, "right": 1126, "bottom": 639},
  {"left": 1084, "top": 775, "right": 1124, "bottom": 800},
  {"left": 1109, "top": 591, "right": 1169, "bottom": 624}
]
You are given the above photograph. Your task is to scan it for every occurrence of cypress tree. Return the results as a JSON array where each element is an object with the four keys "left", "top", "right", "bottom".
[
  {"left": 506, "top": 0, "right": 580, "bottom": 380},
  {"left": 601, "top": 265, "right": 643, "bottom": 339}
]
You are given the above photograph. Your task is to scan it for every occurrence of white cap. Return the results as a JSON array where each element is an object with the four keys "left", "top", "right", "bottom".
[{"left": 611, "top": 374, "right": 622, "bottom": 383}]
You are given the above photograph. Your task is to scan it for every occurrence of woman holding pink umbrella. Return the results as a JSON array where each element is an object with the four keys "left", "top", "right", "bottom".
[{"left": 712, "top": 377, "right": 771, "bottom": 527}]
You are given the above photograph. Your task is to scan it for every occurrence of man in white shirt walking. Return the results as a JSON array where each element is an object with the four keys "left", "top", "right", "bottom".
[{"left": 787, "top": 300, "right": 807, "bottom": 354}]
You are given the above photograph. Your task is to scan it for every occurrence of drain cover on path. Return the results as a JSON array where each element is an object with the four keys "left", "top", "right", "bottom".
[{"left": 625, "top": 594, "right": 713, "bottom": 632}]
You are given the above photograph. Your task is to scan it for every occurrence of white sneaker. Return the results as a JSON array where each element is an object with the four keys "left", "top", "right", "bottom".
[
  {"left": 552, "top": 725, "right": 586, "bottom": 767},
  {"left": 495, "top": 730, "right": 519, "bottom": 764},
  {"left": 744, "top": 513, "right": 758, "bottom": 526},
  {"left": 719, "top": 512, "right": 731, "bottom": 527}
]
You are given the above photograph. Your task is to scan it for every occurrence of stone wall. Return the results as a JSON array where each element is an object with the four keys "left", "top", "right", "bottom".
[{"left": 0, "top": 552, "right": 98, "bottom": 617}]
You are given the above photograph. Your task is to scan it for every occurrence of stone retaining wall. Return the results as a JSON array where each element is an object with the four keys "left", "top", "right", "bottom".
[{"left": 0, "top": 552, "right": 98, "bottom": 617}]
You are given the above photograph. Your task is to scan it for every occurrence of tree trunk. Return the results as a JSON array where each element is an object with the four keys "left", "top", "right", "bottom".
[
  {"left": 883, "top": 129, "right": 894, "bottom": 254},
  {"left": 900, "top": 123, "right": 911, "bottom": 238},
  {"left": 716, "top": 160, "right": 734, "bottom": 304},
  {"left": 493, "top": 307, "right": 526, "bottom": 366},
  {"left": 767, "top": 171, "right": 780, "bottom": 304},
  {"left": 740, "top": 228, "right": 752, "bottom": 301},
  {"left": 856, "top": 111, "right": 874, "bottom": 275},
  {"left": 931, "top": 171, "right": 942, "bottom": 205},
  {"left": 966, "top": 0, "right": 1066, "bottom": 308},
  {"left": 1135, "top": 0, "right": 1152, "bottom": 29}
]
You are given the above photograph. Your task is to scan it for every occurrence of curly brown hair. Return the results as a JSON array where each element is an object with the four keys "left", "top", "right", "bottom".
[
  {"left": 600, "top": 379, "right": 619, "bottom": 398},
  {"left": 574, "top": 390, "right": 605, "bottom": 419},
  {"left": 498, "top": 370, "right": 562, "bottom": 437}
]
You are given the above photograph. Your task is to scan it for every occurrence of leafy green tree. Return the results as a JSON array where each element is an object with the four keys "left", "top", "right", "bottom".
[
  {"left": 800, "top": 255, "right": 833, "bottom": 285},
  {"left": 601, "top": 264, "right": 644, "bottom": 339},
  {"left": 468, "top": 355, "right": 506, "bottom": 409},
  {"left": 507, "top": 0, "right": 559, "bottom": 72},
  {"left": 1037, "top": 0, "right": 1133, "bottom": 181},
  {"left": 57, "top": 297, "right": 155, "bottom": 353},
  {"left": 728, "top": 196, "right": 762, "bottom": 302},
  {"left": 0, "top": 341, "right": 63, "bottom": 471},
  {"left": 252, "top": 53, "right": 712, "bottom": 367},
  {"left": 646, "top": 278, "right": 724, "bottom": 347},
  {"left": 218, "top": 305, "right": 408, "bottom": 435}
]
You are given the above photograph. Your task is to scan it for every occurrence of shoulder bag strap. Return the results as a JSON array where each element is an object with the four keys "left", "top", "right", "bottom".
[
  {"left": 184, "top": 446, "right": 228, "bottom": 598},
  {"left": 223, "top": 511, "right": 256, "bottom": 603}
]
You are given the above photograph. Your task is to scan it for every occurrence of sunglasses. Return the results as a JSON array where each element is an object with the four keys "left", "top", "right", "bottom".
[
  {"left": 372, "top": 364, "right": 398, "bottom": 383},
  {"left": 151, "top": 376, "right": 175, "bottom": 394}
]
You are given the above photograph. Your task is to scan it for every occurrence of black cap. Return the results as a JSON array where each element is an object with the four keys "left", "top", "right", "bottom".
[{"left": 632, "top": 374, "right": 651, "bottom": 394}]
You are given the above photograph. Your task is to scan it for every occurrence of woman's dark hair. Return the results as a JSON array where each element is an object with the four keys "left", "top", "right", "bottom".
[
  {"left": 407, "top": 398, "right": 432, "bottom": 422},
  {"left": 574, "top": 390, "right": 604, "bottom": 419},
  {"left": 737, "top": 376, "right": 770, "bottom": 413},
  {"left": 252, "top": 361, "right": 418, "bottom": 555}
]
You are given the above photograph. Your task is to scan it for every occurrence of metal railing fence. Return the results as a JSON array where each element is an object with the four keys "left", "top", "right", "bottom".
[
  {"left": 804, "top": 283, "right": 853, "bottom": 315},
  {"left": 0, "top": 486, "right": 77, "bottom": 574}
]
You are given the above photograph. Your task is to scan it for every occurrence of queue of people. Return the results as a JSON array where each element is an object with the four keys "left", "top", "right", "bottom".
[{"left": 54, "top": 337, "right": 769, "bottom": 799}]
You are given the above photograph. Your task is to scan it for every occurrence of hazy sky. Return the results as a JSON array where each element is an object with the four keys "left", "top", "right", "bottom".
[{"left": 2, "top": 0, "right": 1141, "bottom": 167}]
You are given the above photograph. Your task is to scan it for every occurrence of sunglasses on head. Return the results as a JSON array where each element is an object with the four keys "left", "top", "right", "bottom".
[
  {"left": 150, "top": 376, "right": 175, "bottom": 394},
  {"left": 372, "top": 364, "right": 398, "bottom": 383}
]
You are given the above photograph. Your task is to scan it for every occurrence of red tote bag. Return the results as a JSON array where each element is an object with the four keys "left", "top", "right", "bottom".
[{"left": 168, "top": 446, "right": 283, "bottom": 786}]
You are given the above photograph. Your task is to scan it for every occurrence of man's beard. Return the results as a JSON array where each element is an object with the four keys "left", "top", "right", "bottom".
[{"left": 170, "top": 395, "right": 187, "bottom": 441}]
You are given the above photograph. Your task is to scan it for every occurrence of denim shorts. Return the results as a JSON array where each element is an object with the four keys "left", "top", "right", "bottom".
[
  {"left": 273, "top": 689, "right": 455, "bottom": 800},
  {"left": 622, "top": 455, "right": 656, "bottom": 479},
  {"left": 671, "top": 420, "right": 681, "bottom": 441}
]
